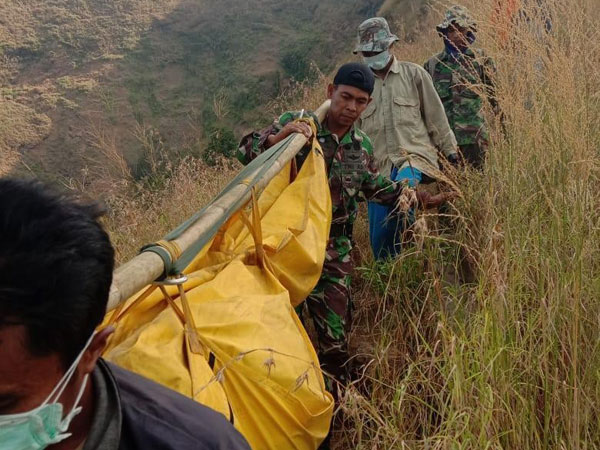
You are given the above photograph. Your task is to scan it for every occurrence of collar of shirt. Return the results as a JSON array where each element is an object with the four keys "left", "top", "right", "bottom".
[
  {"left": 372, "top": 56, "right": 402, "bottom": 82},
  {"left": 82, "top": 359, "right": 123, "bottom": 450},
  {"left": 317, "top": 120, "right": 358, "bottom": 146},
  {"left": 389, "top": 56, "right": 402, "bottom": 74}
]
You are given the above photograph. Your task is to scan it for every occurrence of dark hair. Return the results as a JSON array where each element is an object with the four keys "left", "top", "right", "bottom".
[{"left": 0, "top": 179, "right": 114, "bottom": 367}]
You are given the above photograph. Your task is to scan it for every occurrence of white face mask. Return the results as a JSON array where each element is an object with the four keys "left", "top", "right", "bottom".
[
  {"left": 0, "top": 334, "right": 94, "bottom": 450},
  {"left": 363, "top": 50, "right": 392, "bottom": 70}
]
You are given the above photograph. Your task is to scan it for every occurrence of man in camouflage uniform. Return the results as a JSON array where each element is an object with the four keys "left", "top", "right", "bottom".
[
  {"left": 425, "top": 5, "right": 498, "bottom": 170},
  {"left": 238, "top": 63, "right": 444, "bottom": 392},
  {"left": 354, "top": 17, "right": 459, "bottom": 259}
]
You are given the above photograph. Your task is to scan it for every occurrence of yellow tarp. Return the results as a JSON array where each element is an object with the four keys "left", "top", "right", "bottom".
[{"left": 102, "top": 148, "right": 334, "bottom": 449}]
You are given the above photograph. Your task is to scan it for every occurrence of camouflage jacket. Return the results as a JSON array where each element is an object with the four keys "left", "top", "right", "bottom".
[
  {"left": 238, "top": 111, "right": 404, "bottom": 232},
  {"left": 424, "top": 48, "right": 496, "bottom": 146}
]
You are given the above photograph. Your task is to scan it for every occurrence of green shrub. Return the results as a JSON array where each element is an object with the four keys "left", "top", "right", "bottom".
[{"left": 202, "top": 126, "right": 237, "bottom": 166}]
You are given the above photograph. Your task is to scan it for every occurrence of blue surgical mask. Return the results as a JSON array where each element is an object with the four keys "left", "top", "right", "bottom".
[
  {"left": 363, "top": 50, "right": 392, "bottom": 70},
  {"left": 0, "top": 334, "right": 94, "bottom": 450}
]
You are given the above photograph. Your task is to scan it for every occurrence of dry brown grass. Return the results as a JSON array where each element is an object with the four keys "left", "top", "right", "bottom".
[
  {"left": 79, "top": 122, "right": 239, "bottom": 264},
  {"left": 102, "top": 155, "right": 239, "bottom": 264},
  {"left": 334, "top": 0, "right": 600, "bottom": 448},
  {"left": 0, "top": 98, "right": 51, "bottom": 176}
]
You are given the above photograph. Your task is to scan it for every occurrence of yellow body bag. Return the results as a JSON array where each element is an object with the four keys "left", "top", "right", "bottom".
[{"left": 102, "top": 148, "right": 334, "bottom": 449}]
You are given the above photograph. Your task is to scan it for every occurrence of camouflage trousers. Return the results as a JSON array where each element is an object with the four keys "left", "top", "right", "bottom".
[{"left": 297, "top": 234, "right": 354, "bottom": 393}]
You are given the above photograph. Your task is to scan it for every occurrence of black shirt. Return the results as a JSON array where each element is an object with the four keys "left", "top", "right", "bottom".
[{"left": 82, "top": 359, "right": 250, "bottom": 450}]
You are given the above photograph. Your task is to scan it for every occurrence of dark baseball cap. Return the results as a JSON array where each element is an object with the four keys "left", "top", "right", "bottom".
[{"left": 333, "top": 63, "right": 375, "bottom": 96}]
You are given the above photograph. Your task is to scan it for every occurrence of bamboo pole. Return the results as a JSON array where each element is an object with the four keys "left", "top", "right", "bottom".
[{"left": 107, "top": 100, "right": 330, "bottom": 311}]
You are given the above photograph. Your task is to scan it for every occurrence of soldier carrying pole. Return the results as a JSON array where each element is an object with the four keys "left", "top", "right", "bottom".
[{"left": 238, "top": 63, "right": 450, "bottom": 409}]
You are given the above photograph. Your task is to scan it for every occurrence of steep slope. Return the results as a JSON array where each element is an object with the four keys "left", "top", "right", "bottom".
[
  {"left": 0, "top": 0, "right": 383, "bottom": 182},
  {"left": 0, "top": 0, "right": 180, "bottom": 177}
]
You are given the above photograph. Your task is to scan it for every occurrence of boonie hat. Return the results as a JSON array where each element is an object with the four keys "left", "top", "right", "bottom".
[
  {"left": 436, "top": 5, "right": 477, "bottom": 33},
  {"left": 353, "top": 17, "right": 399, "bottom": 54}
]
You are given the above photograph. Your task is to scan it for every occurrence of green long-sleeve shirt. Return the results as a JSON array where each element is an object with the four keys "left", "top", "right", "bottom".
[{"left": 424, "top": 47, "right": 497, "bottom": 147}]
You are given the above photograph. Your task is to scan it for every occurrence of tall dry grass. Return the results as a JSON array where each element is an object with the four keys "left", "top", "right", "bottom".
[
  {"left": 78, "top": 122, "right": 238, "bottom": 264},
  {"left": 335, "top": 0, "right": 600, "bottom": 448},
  {"left": 101, "top": 155, "right": 238, "bottom": 264}
]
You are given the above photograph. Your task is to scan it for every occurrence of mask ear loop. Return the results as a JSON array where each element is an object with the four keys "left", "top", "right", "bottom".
[
  {"left": 41, "top": 333, "right": 96, "bottom": 408},
  {"left": 58, "top": 374, "right": 90, "bottom": 432}
]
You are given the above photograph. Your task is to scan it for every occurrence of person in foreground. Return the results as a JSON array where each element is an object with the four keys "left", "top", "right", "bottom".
[
  {"left": 355, "top": 17, "right": 459, "bottom": 259},
  {"left": 0, "top": 179, "right": 250, "bottom": 450},
  {"left": 238, "top": 63, "right": 448, "bottom": 397}
]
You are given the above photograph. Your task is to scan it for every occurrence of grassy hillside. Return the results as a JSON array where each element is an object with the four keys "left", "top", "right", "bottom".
[
  {"left": 0, "top": 0, "right": 382, "bottom": 184},
  {"left": 0, "top": 0, "right": 178, "bottom": 176}
]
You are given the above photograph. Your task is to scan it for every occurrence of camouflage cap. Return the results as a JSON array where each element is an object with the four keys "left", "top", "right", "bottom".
[
  {"left": 353, "top": 17, "right": 399, "bottom": 54},
  {"left": 436, "top": 5, "right": 477, "bottom": 33}
]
